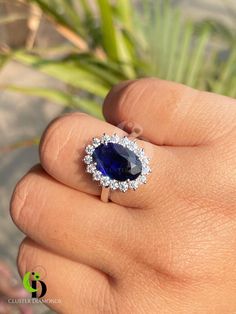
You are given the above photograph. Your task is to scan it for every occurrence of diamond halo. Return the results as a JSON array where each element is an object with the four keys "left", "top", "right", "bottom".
[{"left": 84, "top": 134, "right": 151, "bottom": 192}]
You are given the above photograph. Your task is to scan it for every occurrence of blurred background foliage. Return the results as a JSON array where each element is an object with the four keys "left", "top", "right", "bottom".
[{"left": 0, "top": 0, "right": 236, "bottom": 120}]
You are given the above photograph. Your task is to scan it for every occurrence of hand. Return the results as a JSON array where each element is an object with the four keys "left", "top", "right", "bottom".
[
  {"left": 11, "top": 79, "right": 236, "bottom": 313},
  {"left": 0, "top": 261, "right": 32, "bottom": 314}
]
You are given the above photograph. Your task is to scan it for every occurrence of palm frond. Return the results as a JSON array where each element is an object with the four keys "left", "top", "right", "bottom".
[
  {"left": 0, "top": 0, "right": 235, "bottom": 127},
  {"left": 4, "top": 85, "right": 103, "bottom": 119},
  {"left": 96, "top": 0, "right": 119, "bottom": 61}
]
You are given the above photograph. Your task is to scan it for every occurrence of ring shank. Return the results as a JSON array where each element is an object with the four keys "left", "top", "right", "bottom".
[{"left": 101, "top": 187, "right": 110, "bottom": 202}]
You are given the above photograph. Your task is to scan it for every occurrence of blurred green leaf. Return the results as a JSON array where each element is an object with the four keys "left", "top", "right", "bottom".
[
  {"left": 0, "top": 0, "right": 235, "bottom": 147},
  {"left": 79, "top": 0, "right": 93, "bottom": 16},
  {"left": 4, "top": 85, "right": 75, "bottom": 107},
  {"left": 215, "top": 47, "right": 236, "bottom": 95},
  {"left": 185, "top": 26, "right": 211, "bottom": 87},
  {"left": 96, "top": 0, "right": 119, "bottom": 60},
  {"left": 115, "top": 29, "right": 136, "bottom": 78},
  {"left": 57, "top": 0, "right": 82, "bottom": 29},
  {"left": 0, "top": 13, "right": 28, "bottom": 25},
  {"left": 116, "top": 0, "right": 133, "bottom": 30},
  {"left": 13, "top": 52, "right": 109, "bottom": 97},
  {"left": 174, "top": 22, "right": 194, "bottom": 83},
  {"left": 195, "top": 19, "right": 235, "bottom": 43},
  {"left": 0, "top": 137, "right": 40, "bottom": 154},
  {"left": 65, "top": 53, "right": 127, "bottom": 83},
  {"left": 4, "top": 85, "right": 103, "bottom": 119},
  {"left": 159, "top": 0, "right": 174, "bottom": 78},
  {"left": 228, "top": 76, "right": 236, "bottom": 98},
  {"left": 166, "top": 10, "right": 181, "bottom": 81},
  {"left": 27, "top": 0, "right": 67, "bottom": 25},
  {"left": 0, "top": 53, "right": 11, "bottom": 69}
]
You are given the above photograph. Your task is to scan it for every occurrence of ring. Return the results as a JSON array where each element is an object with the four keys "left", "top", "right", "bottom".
[{"left": 84, "top": 133, "right": 151, "bottom": 202}]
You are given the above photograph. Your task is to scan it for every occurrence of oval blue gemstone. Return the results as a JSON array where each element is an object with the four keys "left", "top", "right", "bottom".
[{"left": 92, "top": 143, "right": 142, "bottom": 181}]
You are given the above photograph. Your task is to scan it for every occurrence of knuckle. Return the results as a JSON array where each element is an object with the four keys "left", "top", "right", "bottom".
[
  {"left": 10, "top": 175, "right": 31, "bottom": 226},
  {"left": 103, "top": 79, "right": 145, "bottom": 121},
  {"left": 10, "top": 167, "right": 41, "bottom": 229},
  {"left": 105, "top": 78, "right": 187, "bottom": 124},
  {"left": 111, "top": 79, "right": 151, "bottom": 120},
  {"left": 148, "top": 80, "right": 191, "bottom": 123},
  {"left": 39, "top": 112, "right": 87, "bottom": 169}
]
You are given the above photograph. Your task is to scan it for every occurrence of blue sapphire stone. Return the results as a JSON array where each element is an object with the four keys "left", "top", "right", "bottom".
[{"left": 92, "top": 143, "right": 142, "bottom": 181}]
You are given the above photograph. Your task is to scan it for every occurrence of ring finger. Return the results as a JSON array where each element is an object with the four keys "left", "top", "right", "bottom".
[{"left": 39, "top": 112, "right": 182, "bottom": 208}]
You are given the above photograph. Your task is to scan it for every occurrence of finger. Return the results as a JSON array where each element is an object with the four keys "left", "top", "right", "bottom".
[
  {"left": 18, "top": 238, "right": 114, "bottom": 314},
  {"left": 39, "top": 112, "right": 180, "bottom": 208},
  {"left": 0, "top": 263, "right": 30, "bottom": 312},
  {"left": 18, "top": 304, "right": 33, "bottom": 314},
  {"left": 10, "top": 166, "right": 139, "bottom": 277},
  {"left": 0, "top": 301, "right": 10, "bottom": 314},
  {"left": 40, "top": 113, "right": 125, "bottom": 197},
  {"left": 0, "top": 262, "right": 12, "bottom": 278},
  {"left": 103, "top": 78, "right": 236, "bottom": 146},
  {"left": 0, "top": 271, "right": 28, "bottom": 299}
]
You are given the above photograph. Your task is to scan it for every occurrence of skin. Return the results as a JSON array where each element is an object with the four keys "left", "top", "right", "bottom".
[
  {"left": 10, "top": 78, "right": 236, "bottom": 313},
  {"left": 0, "top": 262, "right": 32, "bottom": 314}
]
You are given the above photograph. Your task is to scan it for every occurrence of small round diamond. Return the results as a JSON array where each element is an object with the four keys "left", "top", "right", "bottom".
[
  {"left": 142, "top": 165, "right": 151, "bottom": 175},
  {"left": 86, "top": 164, "right": 96, "bottom": 173},
  {"left": 119, "top": 136, "right": 130, "bottom": 147},
  {"left": 119, "top": 182, "right": 129, "bottom": 192},
  {"left": 139, "top": 148, "right": 145, "bottom": 156},
  {"left": 85, "top": 145, "right": 94, "bottom": 155},
  {"left": 132, "top": 142, "right": 138, "bottom": 152},
  {"left": 84, "top": 155, "right": 92, "bottom": 164},
  {"left": 127, "top": 141, "right": 136, "bottom": 151},
  {"left": 101, "top": 134, "right": 110, "bottom": 144},
  {"left": 110, "top": 134, "right": 119, "bottom": 143},
  {"left": 93, "top": 170, "right": 102, "bottom": 181},
  {"left": 136, "top": 148, "right": 143, "bottom": 157},
  {"left": 110, "top": 180, "right": 119, "bottom": 190},
  {"left": 140, "top": 155, "right": 149, "bottom": 164},
  {"left": 138, "top": 175, "right": 147, "bottom": 184},
  {"left": 92, "top": 138, "right": 101, "bottom": 147},
  {"left": 129, "top": 180, "right": 139, "bottom": 190},
  {"left": 100, "top": 176, "right": 110, "bottom": 187}
]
